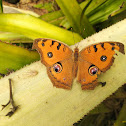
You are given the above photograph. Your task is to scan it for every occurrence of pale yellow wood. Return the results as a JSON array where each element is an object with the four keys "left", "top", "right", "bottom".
[{"left": 0, "top": 19, "right": 126, "bottom": 126}]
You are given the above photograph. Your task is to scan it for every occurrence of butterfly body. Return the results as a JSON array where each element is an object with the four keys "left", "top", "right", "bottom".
[{"left": 32, "top": 38, "right": 124, "bottom": 90}]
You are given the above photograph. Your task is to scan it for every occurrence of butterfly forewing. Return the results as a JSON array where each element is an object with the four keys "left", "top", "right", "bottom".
[
  {"left": 32, "top": 38, "right": 73, "bottom": 66},
  {"left": 79, "top": 42, "right": 124, "bottom": 72},
  {"left": 33, "top": 38, "right": 75, "bottom": 89}
]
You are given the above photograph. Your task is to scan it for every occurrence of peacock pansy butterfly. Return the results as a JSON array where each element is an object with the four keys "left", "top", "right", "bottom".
[{"left": 32, "top": 38, "right": 125, "bottom": 90}]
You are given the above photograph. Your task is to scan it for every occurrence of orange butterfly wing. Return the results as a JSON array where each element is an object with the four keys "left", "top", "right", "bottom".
[
  {"left": 33, "top": 39, "right": 124, "bottom": 90},
  {"left": 32, "top": 38, "right": 75, "bottom": 89},
  {"left": 77, "top": 42, "right": 125, "bottom": 90}
]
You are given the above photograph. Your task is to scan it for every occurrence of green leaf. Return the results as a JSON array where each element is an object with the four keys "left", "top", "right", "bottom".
[
  {"left": 87, "top": 0, "right": 126, "bottom": 24},
  {"left": 51, "top": 0, "right": 125, "bottom": 29},
  {"left": 0, "top": 14, "right": 83, "bottom": 45},
  {"left": 0, "top": 32, "right": 32, "bottom": 43},
  {"left": 34, "top": 2, "right": 54, "bottom": 12},
  {"left": 39, "top": 10, "right": 64, "bottom": 23},
  {"left": 0, "top": 41, "right": 39, "bottom": 74},
  {"left": 55, "top": 0, "right": 95, "bottom": 38}
]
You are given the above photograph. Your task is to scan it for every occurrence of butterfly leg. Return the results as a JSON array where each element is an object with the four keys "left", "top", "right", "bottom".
[
  {"left": 1, "top": 79, "right": 18, "bottom": 117},
  {"left": 100, "top": 82, "right": 106, "bottom": 87}
]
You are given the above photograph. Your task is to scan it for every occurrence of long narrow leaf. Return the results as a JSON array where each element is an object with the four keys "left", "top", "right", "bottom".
[
  {"left": 55, "top": 0, "right": 95, "bottom": 38},
  {"left": 0, "top": 32, "right": 32, "bottom": 43},
  {"left": 0, "top": 14, "right": 83, "bottom": 45}
]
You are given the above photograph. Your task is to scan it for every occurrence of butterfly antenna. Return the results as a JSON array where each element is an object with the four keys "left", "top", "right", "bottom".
[
  {"left": 71, "top": 28, "right": 75, "bottom": 44},
  {"left": 71, "top": 28, "right": 79, "bottom": 48}
]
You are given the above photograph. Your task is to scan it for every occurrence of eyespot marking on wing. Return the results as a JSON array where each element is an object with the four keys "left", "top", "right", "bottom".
[
  {"left": 53, "top": 62, "right": 63, "bottom": 73},
  {"left": 42, "top": 43, "right": 45, "bottom": 46},
  {"left": 47, "top": 67, "right": 72, "bottom": 89},
  {"left": 47, "top": 52, "right": 53, "bottom": 58},
  {"left": 112, "top": 47, "right": 115, "bottom": 50},
  {"left": 100, "top": 55, "right": 107, "bottom": 61}
]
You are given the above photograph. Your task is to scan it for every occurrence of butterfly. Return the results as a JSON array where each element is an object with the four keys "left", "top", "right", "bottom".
[{"left": 32, "top": 38, "right": 125, "bottom": 90}]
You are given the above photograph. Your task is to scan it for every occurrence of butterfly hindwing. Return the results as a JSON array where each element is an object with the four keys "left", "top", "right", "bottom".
[
  {"left": 77, "top": 60, "right": 99, "bottom": 90},
  {"left": 47, "top": 58, "right": 75, "bottom": 89}
]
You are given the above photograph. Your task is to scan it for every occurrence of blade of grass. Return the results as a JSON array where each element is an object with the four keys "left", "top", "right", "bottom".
[
  {"left": 39, "top": 0, "right": 107, "bottom": 26},
  {"left": 80, "top": 0, "right": 107, "bottom": 15},
  {"left": 55, "top": 0, "right": 95, "bottom": 38},
  {"left": 0, "top": 14, "right": 83, "bottom": 45},
  {"left": 53, "top": 0, "right": 125, "bottom": 29},
  {"left": 95, "top": 10, "right": 126, "bottom": 31},
  {"left": 87, "top": 0, "right": 126, "bottom": 25}
]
